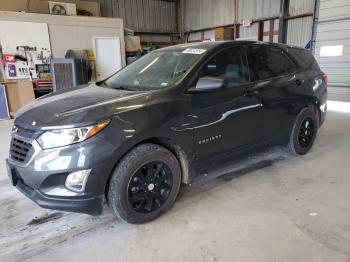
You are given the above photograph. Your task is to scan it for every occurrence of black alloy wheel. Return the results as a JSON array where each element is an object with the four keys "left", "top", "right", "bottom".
[
  {"left": 127, "top": 161, "right": 173, "bottom": 213},
  {"left": 287, "top": 107, "right": 318, "bottom": 155},
  {"left": 108, "top": 143, "right": 181, "bottom": 224},
  {"left": 298, "top": 117, "right": 315, "bottom": 148}
]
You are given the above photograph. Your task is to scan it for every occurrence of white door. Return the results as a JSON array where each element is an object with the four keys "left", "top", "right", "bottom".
[{"left": 93, "top": 37, "right": 122, "bottom": 80}]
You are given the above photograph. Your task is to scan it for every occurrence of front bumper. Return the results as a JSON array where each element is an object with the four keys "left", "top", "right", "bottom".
[
  {"left": 7, "top": 161, "right": 103, "bottom": 214},
  {"left": 6, "top": 134, "right": 118, "bottom": 215}
]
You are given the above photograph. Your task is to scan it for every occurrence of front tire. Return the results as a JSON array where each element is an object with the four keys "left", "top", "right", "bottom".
[
  {"left": 287, "top": 108, "right": 318, "bottom": 155},
  {"left": 108, "top": 143, "right": 181, "bottom": 224}
]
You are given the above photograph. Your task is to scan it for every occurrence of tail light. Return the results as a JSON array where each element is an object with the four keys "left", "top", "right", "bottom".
[{"left": 322, "top": 74, "right": 329, "bottom": 85}]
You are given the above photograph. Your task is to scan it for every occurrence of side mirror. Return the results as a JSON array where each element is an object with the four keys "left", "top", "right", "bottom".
[{"left": 188, "top": 77, "right": 225, "bottom": 93}]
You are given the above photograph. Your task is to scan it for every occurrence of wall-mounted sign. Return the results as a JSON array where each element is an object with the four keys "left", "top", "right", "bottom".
[
  {"left": 320, "top": 45, "right": 344, "bottom": 57},
  {"left": 3, "top": 53, "right": 15, "bottom": 63},
  {"left": 242, "top": 19, "right": 252, "bottom": 27},
  {"left": 5, "top": 62, "right": 31, "bottom": 80}
]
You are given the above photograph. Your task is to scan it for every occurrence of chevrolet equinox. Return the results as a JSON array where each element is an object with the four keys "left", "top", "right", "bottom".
[{"left": 6, "top": 41, "right": 327, "bottom": 224}]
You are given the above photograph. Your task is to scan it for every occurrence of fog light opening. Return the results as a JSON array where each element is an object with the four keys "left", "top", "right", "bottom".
[{"left": 65, "top": 169, "right": 91, "bottom": 192}]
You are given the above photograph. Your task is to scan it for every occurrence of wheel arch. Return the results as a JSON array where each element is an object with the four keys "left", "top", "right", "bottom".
[
  {"left": 308, "top": 97, "right": 322, "bottom": 126},
  {"left": 104, "top": 136, "right": 193, "bottom": 199},
  {"left": 141, "top": 137, "right": 193, "bottom": 185}
]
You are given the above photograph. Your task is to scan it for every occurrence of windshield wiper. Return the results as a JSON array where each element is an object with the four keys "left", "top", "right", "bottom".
[
  {"left": 173, "top": 69, "right": 187, "bottom": 78},
  {"left": 98, "top": 81, "right": 109, "bottom": 87},
  {"left": 112, "top": 85, "right": 140, "bottom": 91},
  {"left": 113, "top": 85, "right": 126, "bottom": 90}
]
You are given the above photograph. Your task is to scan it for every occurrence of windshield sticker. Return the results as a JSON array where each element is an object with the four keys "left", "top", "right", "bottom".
[{"left": 182, "top": 48, "right": 207, "bottom": 55}]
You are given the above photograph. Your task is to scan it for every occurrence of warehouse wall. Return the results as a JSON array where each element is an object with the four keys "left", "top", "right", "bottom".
[
  {"left": 239, "top": 23, "right": 258, "bottom": 39},
  {"left": 314, "top": 0, "right": 350, "bottom": 101},
  {"left": 0, "top": 11, "right": 126, "bottom": 65},
  {"left": 100, "top": 0, "right": 177, "bottom": 33},
  {"left": 184, "top": 0, "right": 236, "bottom": 31},
  {"left": 286, "top": 16, "right": 313, "bottom": 48},
  {"left": 289, "top": 0, "right": 315, "bottom": 15},
  {"left": 184, "top": 0, "right": 280, "bottom": 32},
  {"left": 286, "top": 0, "right": 315, "bottom": 48},
  {"left": 184, "top": 0, "right": 315, "bottom": 48},
  {"left": 237, "top": 0, "right": 280, "bottom": 21}
]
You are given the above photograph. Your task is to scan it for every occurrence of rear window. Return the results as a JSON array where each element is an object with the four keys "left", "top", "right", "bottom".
[{"left": 287, "top": 48, "right": 320, "bottom": 71}]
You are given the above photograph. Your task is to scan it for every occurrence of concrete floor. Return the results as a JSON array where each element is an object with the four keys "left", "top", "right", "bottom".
[{"left": 0, "top": 109, "right": 350, "bottom": 262}]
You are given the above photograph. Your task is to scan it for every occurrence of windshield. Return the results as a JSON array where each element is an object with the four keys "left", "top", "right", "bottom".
[{"left": 102, "top": 48, "right": 207, "bottom": 90}]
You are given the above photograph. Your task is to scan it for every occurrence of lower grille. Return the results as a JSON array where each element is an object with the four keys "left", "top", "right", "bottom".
[{"left": 10, "top": 137, "right": 33, "bottom": 163}]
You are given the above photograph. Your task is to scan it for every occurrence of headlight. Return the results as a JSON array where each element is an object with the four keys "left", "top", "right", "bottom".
[{"left": 37, "top": 120, "right": 110, "bottom": 149}]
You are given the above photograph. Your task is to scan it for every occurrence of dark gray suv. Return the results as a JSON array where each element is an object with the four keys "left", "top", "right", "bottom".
[{"left": 6, "top": 41, "right": 327, "bottom": 223}]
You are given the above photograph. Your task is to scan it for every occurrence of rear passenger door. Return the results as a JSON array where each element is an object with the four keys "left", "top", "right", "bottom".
[{"left": 247, "top": 45, "right": 302, "bottom": 142}]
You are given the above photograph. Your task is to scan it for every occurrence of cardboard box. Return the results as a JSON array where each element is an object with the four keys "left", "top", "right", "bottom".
[
  {"left": 0, "top": 0, "right": 27, "bottom": 12},
  {"left": 215, "top": 27, "right": 234, "bottom": 40},
  {"left": 125, "top": 35, "right": 141, "bottom": 52},
  {"left": 3, "top": 81, "right": 35, "bottom": 117},
  {"left": 76, "top": 1, "right": 100, "bottom": 17},
  {"left": 28, "top": 0, "right": 51, "bottom": 13}
]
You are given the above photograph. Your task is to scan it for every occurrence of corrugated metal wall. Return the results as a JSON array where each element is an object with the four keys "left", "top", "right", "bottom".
[
  {"left": 286, "top": 16, "right": 313, "bottom": 48},
  {"left": 184, "top": 0, "right": 282, "bottom": 32},
  {"left": 289, "top": 0, "right": 314, "bottom": 15},
  {"left": 286, "top": 0, "right": 315, "bottom": 48},
  {"left": 100, "top": 0, "right": 177, "bottom": 33},
  {"left": 237, "top": 0, "right": 280, "bottom": 21},
  {"left": 239, "top": 23, "right": 258, "bottom": 39},
  {"left": 314, "top": 0, "right": 350, "bottom": 101},
  {"left": 184, "top": 0, "right": 235, "bottom": 31},
  {"left": 183, "top": 0, "right": 315, "bottom": 48}
]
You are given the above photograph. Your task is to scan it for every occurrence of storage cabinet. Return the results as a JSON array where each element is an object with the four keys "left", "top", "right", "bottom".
[{"left": 1, "top": 81, "right": 35, "bottom": 118}]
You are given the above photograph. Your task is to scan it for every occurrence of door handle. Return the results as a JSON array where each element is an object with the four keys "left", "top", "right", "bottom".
[
  {"left": 244, "top": 89, "right": 259, "bottom": 97},
  {"left": 295, "top": 79, "right": 304, "bottom": 86}
]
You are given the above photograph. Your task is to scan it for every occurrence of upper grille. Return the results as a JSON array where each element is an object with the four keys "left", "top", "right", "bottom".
[{"left": 10, "top": 137, "right": 33, "bottom": 163}]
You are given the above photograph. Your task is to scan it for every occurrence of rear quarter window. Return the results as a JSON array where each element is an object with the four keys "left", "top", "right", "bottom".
[{"left": 287, "top": 48, "right": 320, "bottom": 71}]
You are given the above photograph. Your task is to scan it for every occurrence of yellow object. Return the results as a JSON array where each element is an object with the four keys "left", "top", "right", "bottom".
[
  {"left": 85, "top": 120, "right": 110, "bottom": 139},
  {"left": 88, "top": 50, "right": 95, "bottom": 61}
]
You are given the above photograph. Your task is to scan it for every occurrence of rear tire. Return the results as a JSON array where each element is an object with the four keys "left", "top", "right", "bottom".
[
  {"left": 287, "top": 108, "right": 318, "bottom": 155},
  {"left": 108, "top": 143, "right": 181, "bottom": 224}
]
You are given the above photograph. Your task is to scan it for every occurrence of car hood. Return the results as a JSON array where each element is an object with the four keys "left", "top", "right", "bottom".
[{"left": 15, "top": 83, "right": 151, "bottom": 130}]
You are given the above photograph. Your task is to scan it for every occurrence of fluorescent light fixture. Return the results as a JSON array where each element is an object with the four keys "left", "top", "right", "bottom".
[
  {"left": 320, "top": 45, "right": 344, "bottom": 57},
  {"left": 327, "top": 101, "right": 350, "bottom": 113}
]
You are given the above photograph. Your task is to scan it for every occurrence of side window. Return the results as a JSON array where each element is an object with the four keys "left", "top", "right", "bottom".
[
  {"left": 250, "top": 46, "right": 296, "bottom": 80},
  {"left": 200, "top": 47, "right": 250, "bottom": 88}
]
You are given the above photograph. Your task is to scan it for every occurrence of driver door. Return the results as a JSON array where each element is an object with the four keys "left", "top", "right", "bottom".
[{"left": 189, "top": 46, "right": 263, "bottom": 173}]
